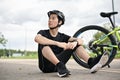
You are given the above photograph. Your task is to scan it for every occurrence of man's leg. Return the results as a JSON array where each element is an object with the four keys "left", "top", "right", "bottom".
[
  {"left": 42, "top": 46, "right": 60, "bottom": 65},
  {"left": 42, "top": 46, "right": 73, "bottom": 66},
  {"left": 75, "top": 45, "right": 109, "bottom": 73},
  {"left": 75, "top": 46, "right": 90, "bottom": 62},
  {"left": 38, "top": 45, "right": 58, "bottom": 73},
  {"left": 57, "top": 49, "right": 73, "bottom": 64},
  {"left": 42, "top": 46, "right": 70, "bottom": 77}
]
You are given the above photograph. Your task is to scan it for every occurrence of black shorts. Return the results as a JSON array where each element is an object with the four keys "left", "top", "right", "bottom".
[{"left": 38, "top": 45, "right": 74, "bottom": 73}]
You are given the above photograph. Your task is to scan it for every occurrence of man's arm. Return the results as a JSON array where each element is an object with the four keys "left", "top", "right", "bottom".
[
  {"left": 34, "top": 34, "right": 56, "bottom": 45},
  {"left": 34, "top": 34, "right": 68, "bottom": 50}
]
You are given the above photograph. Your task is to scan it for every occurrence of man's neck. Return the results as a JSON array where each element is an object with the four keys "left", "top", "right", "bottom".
[{"left": 49, "top": 29, "right": 58, "bottom": 37}]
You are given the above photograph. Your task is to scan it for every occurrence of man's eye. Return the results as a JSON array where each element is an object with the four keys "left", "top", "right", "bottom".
[{"left": 52, "top": 17, "right": 55, "bottom": 20}]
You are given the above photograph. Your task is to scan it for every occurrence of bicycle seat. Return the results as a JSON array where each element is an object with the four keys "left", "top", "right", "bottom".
[{"left": 100, "top": 12, "right": 118, "bottom": 18}]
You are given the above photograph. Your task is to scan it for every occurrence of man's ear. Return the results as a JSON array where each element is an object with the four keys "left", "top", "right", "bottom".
[{"left": 59, "top": 21, "right": 62, "bottom": 25}]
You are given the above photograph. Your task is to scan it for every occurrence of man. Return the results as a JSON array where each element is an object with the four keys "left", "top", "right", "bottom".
[{"left": 34, "top": 10, "right": 108, "bottom": 77}]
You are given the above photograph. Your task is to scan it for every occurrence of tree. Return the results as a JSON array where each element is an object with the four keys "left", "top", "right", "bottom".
[
  {"left": 0, "top": 32, "right": 7, "bottom": 58},
  {"left": 93, "top": 23, "right": 112, "bottom": 44},
  {"left": 0, "top": 32, "right": 7, "bottom": 47}
]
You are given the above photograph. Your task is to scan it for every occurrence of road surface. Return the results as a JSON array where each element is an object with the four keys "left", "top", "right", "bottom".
[{"left": 0, "top": 59, "right": 120, "bottom": 80}]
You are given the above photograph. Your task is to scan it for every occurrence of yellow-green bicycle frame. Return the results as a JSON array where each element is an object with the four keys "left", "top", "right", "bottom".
[{"left": 93, "top": 26, "right": 120, "bottom": 49}]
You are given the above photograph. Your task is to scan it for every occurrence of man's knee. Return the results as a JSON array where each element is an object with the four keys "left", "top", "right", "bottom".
[{"left": 42, "top": 45, "right": 50, "bottom": 51}]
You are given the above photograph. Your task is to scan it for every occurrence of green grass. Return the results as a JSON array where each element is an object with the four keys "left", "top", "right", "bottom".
[
  {"left": 1, "top": 54, "right": 38, "bottom": 59},
  {"left": 1, "top": 52, "right": 120, "bottom": 59}
]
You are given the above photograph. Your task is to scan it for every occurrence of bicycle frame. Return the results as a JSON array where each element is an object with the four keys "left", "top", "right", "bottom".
[
  {"left": 93, "top": 26, "right": 120, "bottom": 49},
  {"left": 115, "top": 26, "right": 120, "bottom": 41}
]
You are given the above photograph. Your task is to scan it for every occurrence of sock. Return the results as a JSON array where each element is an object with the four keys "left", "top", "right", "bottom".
[
  {"left": 88, "top": 58, "right": 94, "bottom": 68},
  {"left": 56, "top": 62, "right": 64, "bottom": 68},
  {"left": 88, "top": 54, "right": 102, "bottom": 68}
]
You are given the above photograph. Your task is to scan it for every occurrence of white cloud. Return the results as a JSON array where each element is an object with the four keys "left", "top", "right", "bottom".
[{"left": 0, "top": 0, "right": 120, "bottom": 51}]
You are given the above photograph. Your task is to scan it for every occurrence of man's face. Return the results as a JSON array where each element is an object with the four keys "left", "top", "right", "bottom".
[{"left": 48, "top": 14, "right": 59, "bottom": 28}]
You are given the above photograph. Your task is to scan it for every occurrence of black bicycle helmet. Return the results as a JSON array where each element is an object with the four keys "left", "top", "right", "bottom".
[{"left": 47, "top": 10, "right": 65, "bottom": 25}]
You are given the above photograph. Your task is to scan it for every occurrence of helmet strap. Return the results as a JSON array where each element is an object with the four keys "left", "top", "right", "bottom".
[{"left": 50, "top": 24, "right": 60, "bottom": 30}]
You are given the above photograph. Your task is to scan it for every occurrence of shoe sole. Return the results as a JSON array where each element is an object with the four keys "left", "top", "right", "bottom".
[
  {"left": 90, "top": 63, "right": 102, "bottom": 73},
  {"left": 90, "top": 51, "right": 109, "bottom": 73},
  {"left": 57, "top": 73, "right": 69, "bottom": 77}
]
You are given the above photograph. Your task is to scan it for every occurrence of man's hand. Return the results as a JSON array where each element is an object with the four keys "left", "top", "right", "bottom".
[
  {"left": 68, "top": 37, "right": 83, "bottom": 46},
  {"left": 56, "top": 41, "right": 77, "bottom": 50},
  {"left": 56, "top": 42, "right": 68, "bottom": 50},
  {"left": 67, "top": 42, "right": 77, "bottom": 50}
]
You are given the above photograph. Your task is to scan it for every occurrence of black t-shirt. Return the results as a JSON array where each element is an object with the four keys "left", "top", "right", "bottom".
[{"left": 37, "top": 29, "right": 70, "bottom": 55}]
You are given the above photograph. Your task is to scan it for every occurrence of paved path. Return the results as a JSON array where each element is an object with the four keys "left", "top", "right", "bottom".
[{"left": 0, "top": 59, "right": 120, "bottom": 80}]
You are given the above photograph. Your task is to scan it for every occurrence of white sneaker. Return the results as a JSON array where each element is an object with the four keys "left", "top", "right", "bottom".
[{"left": 90, "top": 51, "right": 109, "bottom": 73}]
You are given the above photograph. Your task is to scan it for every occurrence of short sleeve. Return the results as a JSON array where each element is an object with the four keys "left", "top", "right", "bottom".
[
  {"left": 37, "top": 30, "right": 44, "bottom": 35},
  {"left": 60, "top": 33, "right": 70, "bottom": 43}
]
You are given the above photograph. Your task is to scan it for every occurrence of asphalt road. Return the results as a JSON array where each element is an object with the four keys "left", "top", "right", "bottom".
[{"left": 0, "top": 59, "right": 120, "bottom": 80}]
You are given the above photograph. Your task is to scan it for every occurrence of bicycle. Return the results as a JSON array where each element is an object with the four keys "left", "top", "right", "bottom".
[{"left": 72, "top": 11, "right": 119, "bottom": 69}]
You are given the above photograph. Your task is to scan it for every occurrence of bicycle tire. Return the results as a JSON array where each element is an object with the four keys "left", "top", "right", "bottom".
[{"left": 72, "top": 25, "right": 117, "bottom": 69}]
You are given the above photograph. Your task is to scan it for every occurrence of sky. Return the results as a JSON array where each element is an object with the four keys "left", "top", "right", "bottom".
[{"left": 0, "top": 0, "right": 120, "bottom": 51}]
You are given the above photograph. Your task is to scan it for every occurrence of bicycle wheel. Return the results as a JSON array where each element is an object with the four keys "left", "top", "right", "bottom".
[{"left": 72, "top": 25, "right": 117, "bottom": 69}]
